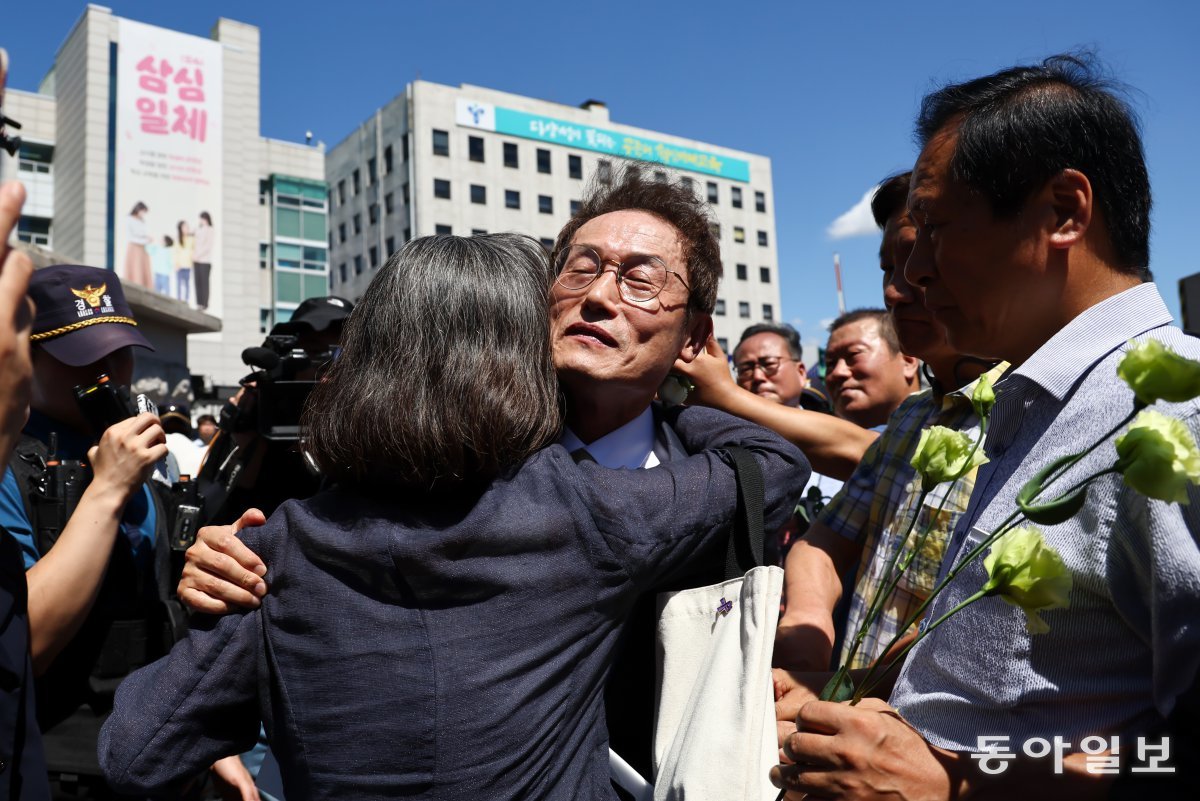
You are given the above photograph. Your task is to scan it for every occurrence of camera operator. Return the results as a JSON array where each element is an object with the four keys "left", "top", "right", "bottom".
[
  {"left": 0, "top": 265, "right": 174, "bottom": 798},
  {"left": 197, "top": 296, "right": 351, "bottom": 526}
]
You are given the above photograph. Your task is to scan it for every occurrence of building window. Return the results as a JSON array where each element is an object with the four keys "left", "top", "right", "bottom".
[
  {"left": 505, "top": 189, "right": 521, "bottom": 210},
  {"left": 434, "top": 178, "right": 451, "bottom": 199},
  {"left": 760, "top": 266, "right": 771, "bottom": 283},
  {"left": 432, "top": 129, "right": 449, "bottom": 156},
  {"left": 354, "top": 255, "right": 364, "bottom": 275},
  {"left": 16, "top": 143, "right": 52, "bottom": 174},
  {"left": 537, "top": 148, "right": 551, "bottom": 174},
  {"left": 738, "top": 301, "right": 750, "bottom": 319},
  {"left": 338, "top": 223, "right": 346, "bottom": 244},
  {"left": 540, "top": 237, "right": 555, "bottom": 250},
  {"left": 717, "top": 337, "right": 729, "bottom": 352},
  {"left": 736, "top": 263, "right": 747, "bottom": 281},
  {"left": 402, "top": 133, "right": 410, "bottom": 161},
  {"left": 472, "top": 228, "right": 488, "bottom": 236},
  {"left": 384, "top": 145, "right": 394, "bottom": 174},
  {"left": 758, "top": 230, "right": 769, "bottom": 247},
  {"left": 707, "top": 182, "right": 718, "bottom": 204},
  {"left": 734, "top": 227, "right": 745, "bottom": 243},
  {"left": 368, "top": 203, "right": 379, "bottom": 225},
  {"left": 570, "top": 200, "right": 581, "bottom": 216},
  {"left": 353, "top": 214, "right": 362, "bottom": 234},
  {"left": 715, "top": 299, "right": 726, "bottom": 316},
  {"left": 402, "top": 183, "right": 410, "bottom": 206},
  {"left": 386, "top": 236, "right": 395, "bottom": 256},
  {"left": 259, "top": 242, "right": 270, "bottom": 270},
  {"left": 470, "top": 184, "right": 487, "bottom": 205},
  {"left": 762, "top": 304, "right": 774, "bottom": 322},
  {"left": 260, "top": 180, "right": 271, "bottom": 206},
  {"left": 504, "top": 142, "right": 519, "bottom": 168},
  {"left": 404, "top": 227, "right": 411, "bottom": 242},
  {"left": 568, "top": 154, "right": 582, "bottom": 179},
  {"left": 709, "top": 222, "right": 720, "bottom": 240},
  {"left": 337, "top": 180, "right": 346, "bottom": 205},
  {"left": 370, "top": 246, "right": 379, "bottom": 268},
  {"left": 731, "top": 187, "right": 743, "bottom": 209},
  {"left": 755, "top": 191, "right": 766, "bottom": 213},
  {"left": 385, "top": 192, "right": 394, "bottom": 214},
  {"left": 597, "top": 160, "right": 612, "bottom": 184},
  {"left": 339, "top": 263, "right": 347, "bottom": 283},
  {"left": 469, "top": 135, "right": 485, "bottom": 163},
  {"left": 368, "top": 157, "right": 377, "bottom": 185},
  {"left": 352, "top": 169, "right": 361, "bottom": 195},
  {"left": 435, "top": 224, "right": 452, "bottom": 235},
  {"left": 538, "top": 195, "right": 553, "bottom": 214}
]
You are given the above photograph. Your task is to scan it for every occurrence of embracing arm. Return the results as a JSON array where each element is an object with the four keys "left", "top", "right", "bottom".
[
  {"left": 99, "top": 609, "right": 262, "bottom": 794},
  {"left": 673, "top": 337, "right": 877, "bottom": 480},
  {"left": 575, "top": 405, "right": 808, "bottom": 585}
]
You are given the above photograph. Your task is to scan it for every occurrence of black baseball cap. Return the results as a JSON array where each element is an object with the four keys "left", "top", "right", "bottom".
[
  {"left": 271, "top": 296, "right": 354, "bottom": 336},
  {"left": 29, "top": 265, "right": 153, "bottom": 367}
]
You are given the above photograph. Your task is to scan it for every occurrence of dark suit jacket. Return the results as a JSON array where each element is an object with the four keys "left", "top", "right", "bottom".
[{"left": 99, "top": 406, "right": 807, "bottom": 800}]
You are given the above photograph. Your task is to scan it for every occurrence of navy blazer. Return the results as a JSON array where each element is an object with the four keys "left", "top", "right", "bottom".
[{"left": 99, "top": 407, "right": 808, "bottom": 800}]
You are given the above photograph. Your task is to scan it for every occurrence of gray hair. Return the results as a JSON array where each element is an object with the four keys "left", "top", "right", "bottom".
[{"left": 304, "top": 233, "right": 562, "bottom": 489}]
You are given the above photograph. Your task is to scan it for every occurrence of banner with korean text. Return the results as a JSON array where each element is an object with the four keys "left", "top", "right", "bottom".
[
  {"left": 456, "top": 98, "right": 751, "bottom": 182},
  {"left": 114, "top": 17, "right": 222, "bottom": 316}
]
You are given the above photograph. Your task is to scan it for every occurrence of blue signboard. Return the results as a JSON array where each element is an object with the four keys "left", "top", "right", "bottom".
[{"left": 457, "top": 99, "right": 750, "bottom": 182}]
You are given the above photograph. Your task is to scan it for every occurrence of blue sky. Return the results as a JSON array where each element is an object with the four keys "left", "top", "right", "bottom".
[{"left": 7, "top": 1, "right": 1199, "bottom": 358}]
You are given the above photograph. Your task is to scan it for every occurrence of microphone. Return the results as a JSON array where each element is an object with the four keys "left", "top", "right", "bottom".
[{"left": 241, "top": 347, "right": 281, "bottom": 371}]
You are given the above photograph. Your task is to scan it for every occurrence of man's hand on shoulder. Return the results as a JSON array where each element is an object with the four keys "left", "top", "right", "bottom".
[{"left": 178, "top": 508, "right": 269, "bottom": 614}]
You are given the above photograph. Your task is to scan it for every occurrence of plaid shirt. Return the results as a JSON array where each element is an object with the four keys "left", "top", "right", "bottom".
[{"left": 819, "top": 363, "right": 1009, "bottom": 669}]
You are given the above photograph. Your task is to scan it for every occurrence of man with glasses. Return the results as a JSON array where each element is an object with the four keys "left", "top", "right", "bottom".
[
  {"left": 733, "top": 323, "right": 831, "bottom": 413},
  {"left": 177, "top": 167, "right": 794, "bottom": 792}
]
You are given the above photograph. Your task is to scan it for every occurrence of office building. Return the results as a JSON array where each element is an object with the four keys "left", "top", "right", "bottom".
[
  {"left": 326, "top": 81, "right": 780, "bottom": 351},
  {"left": 0, "top": 6, "right": 328, "bottom": 389}
]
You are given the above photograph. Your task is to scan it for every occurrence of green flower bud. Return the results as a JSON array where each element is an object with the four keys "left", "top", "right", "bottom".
[
  {"left": 1115, "top": 409, "right": 1200, "bottom": 504},
  {"left": 971, "top": 373, "right": 996, "bottom": 419},
  {"left": 982, "top": 526, "right": 1072, "bottom": 635},
  {"left": 1117, "top": 339, "right": 1200, "bottom": 406},
  {"left": 910, "top": 425, "right": 988, "bottom": 492}
]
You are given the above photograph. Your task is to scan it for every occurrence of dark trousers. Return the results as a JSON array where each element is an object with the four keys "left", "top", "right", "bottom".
[{"left": 193, "top": 263, "right": 212, "bottom": 310}]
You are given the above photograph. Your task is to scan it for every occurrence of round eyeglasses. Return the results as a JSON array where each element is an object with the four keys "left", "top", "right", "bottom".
[{"left": 553, "top": 244, "right": 690, "bottom": 303}]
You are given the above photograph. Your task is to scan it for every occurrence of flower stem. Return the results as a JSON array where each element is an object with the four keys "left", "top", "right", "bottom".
[{"left": 852, "top": 588, "right": 989, "bottom": 703}]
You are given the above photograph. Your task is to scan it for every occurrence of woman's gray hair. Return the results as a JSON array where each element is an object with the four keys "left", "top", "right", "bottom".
[{"left": 303, "top": 233, "right": 562, "bottom": 489}]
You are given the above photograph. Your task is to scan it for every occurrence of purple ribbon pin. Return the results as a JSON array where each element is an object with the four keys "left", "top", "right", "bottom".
[{"left": 716, "top": 597, "right": 733, "bottom": 617}]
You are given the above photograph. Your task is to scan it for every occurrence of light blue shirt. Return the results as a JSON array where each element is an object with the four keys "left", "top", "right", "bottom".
[
  {"left": 560, "top": 407, "right": 660, "bottom": 470},
  {"left": 890, "top": 283, "right": 1200, "bottom": 751}
]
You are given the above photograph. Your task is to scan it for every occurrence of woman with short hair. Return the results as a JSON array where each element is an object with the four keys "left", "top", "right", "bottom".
[{"left": 99, "top": 233, "right": 805, "bottom": 800}]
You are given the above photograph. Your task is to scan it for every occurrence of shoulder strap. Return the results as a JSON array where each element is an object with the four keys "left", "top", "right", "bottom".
[
  {"left": 8, "top": 435, "right": 47, "bottom": 535},
  {"left": 723, "top": 446, "right": 766, "bottom": 581}
]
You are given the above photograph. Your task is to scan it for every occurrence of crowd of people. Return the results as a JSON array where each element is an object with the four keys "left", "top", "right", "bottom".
[{"left": 0, "top": 51, "right": 1194, "bottom": 800}]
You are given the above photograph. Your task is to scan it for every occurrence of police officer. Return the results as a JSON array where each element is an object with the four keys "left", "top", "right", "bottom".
[{"left": 0, "top": 265, "right": 169, "bottom": 798}]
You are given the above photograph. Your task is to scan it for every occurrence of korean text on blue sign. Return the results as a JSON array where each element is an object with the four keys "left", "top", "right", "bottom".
[{"left": 457, "top": 100, "right": 750, "bottom": 182}]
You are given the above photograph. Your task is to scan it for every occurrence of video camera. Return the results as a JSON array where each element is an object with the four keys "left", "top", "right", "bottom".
[{"left": 232, "top": 333, "right": 337, "bottom": 441}]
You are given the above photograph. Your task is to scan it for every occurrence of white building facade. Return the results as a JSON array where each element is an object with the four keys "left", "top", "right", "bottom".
[
  {"left": 326, "top": 81, "right": 781, "bottom": 352},
  {"left": 0, "top": 6, "right": 328, "bottom": 389}
]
